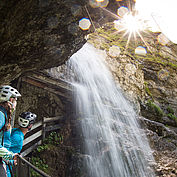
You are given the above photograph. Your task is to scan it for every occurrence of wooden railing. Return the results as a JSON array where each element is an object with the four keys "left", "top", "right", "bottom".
[
  {"left": 21, "top": 116, "right": 63, "bottom": 157},
  {"left": 15, "top": 116, "right": 63, "bottom": 177}
]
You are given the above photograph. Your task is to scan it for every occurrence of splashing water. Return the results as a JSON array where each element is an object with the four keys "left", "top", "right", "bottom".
[{"left": 66, "top": 43, "right": 155, "bottom": 177}]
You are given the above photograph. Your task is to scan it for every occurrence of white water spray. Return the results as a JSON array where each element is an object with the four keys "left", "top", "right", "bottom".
[{"left": 65, "top": 43, "right": 155, "bottom": 177}]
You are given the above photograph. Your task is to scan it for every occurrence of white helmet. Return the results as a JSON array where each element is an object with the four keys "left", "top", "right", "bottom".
[
  {"left": 0, "top": 85, "right": 21, "bottom": 102},
  {"left": 18, "top": 112, "right": 37, "bottom": 128}
]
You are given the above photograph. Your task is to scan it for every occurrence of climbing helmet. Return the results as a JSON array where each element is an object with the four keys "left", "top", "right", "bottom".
[
  {"left": 0, "top": 85, "right": 21, "bottom": 102},
  {"left": 18, "top": 112, "right": 37, "bottom": 128}
]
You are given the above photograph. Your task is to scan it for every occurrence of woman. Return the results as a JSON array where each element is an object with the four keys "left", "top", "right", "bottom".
[
  {"left": 5, "top": 112, "right": 37, "bottom": 177},
  {"left": 0, "top": 85, "right": 21, "bottom": 177}
]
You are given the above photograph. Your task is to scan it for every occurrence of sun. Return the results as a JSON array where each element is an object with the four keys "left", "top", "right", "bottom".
[
  {"left": 122, "top": 13, "right": 144, "bottom": 33},
  {"left": 81, "top": 0, "right": 175, "bottom": 54}
]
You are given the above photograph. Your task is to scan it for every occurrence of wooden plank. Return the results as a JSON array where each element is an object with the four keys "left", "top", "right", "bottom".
[
  {"left": 22, "top": 77, "right": 71, "bottom": 100},
  {"left": 21, "top": 140, "right": 42, "bottom": 157},
  {"left": 42, "top": 117, "right": 46, "bottom": 142},
  {"left": 43, "top": 116, "right": 64, "bottom": 123},
  {"left": 22, "top": 77, "right": 45, "bottom": 88},
  {"left": 32, "top": 74, "right": 72, "bottom": 92},
  {"left": 23, "top": 130, "right": 42, "bottom": 146},
  {"left": 45, "top": 124, "right": 61, "bottom": 132},
  {"left": 30, "top": 121, "right": 42, "bottom": 131},
  {"left": 25, "top": 71, "right": 72, "bottom": 90}
]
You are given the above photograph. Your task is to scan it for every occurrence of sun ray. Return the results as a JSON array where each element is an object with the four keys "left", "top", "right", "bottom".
[
  {"left": 125, "top": 31, "right": 132, "bottom": 50},
  {"left": 101, "top": 7, "right": 121, "bottom": 20},
  {"left": 86, "top": 4, "right": 156, "bottom": 55},
  {"left": 136, "top": 31, "right": 152, "bottom": 53}
]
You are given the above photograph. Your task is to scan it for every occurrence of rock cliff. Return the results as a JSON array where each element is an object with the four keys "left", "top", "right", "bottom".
[{"left": 87, "top": 23, "right": 177, "bottom": 176}]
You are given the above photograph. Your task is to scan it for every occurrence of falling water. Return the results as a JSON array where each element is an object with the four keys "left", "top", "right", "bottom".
[{"left": 65, "top": 43, "right": 155, "bottom": 177}]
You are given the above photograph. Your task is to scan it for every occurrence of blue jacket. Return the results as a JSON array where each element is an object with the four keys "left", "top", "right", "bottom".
[
  {"left": 9, "top": 128, "right": 24, "bottom": 153},
  {"left": 4, "top": 128, "right": 24, "bottom": 177},
  {"left": 0, "top": 106, "right": 14, "bottom": 160}
]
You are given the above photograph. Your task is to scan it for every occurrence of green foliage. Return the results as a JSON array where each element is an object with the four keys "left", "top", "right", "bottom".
[
  {"left": 30, "top": 157, "right": 49, "bottom": 177},
  {"left": 89, "top": 24, "right": 177, "bottom": 71},
  {"left": 44, "top": 131, "right": 63, "bottom": 145},
  {"left": 167, "top": 106, "right": 175, "bottom": 114},
  {"left": 147, "top": 100, "right": 164, "bottom": 117},
  {"left": 165, "top": 124, "right": 169, "bottom": 128},
  {"left": 36, "top": 131, "right": 63, "bottom": 154},
  {"left": 30, "top": 131, "right": 64, "bottom": 176},
  {"left": 144, "top": 82, "right": 153, "bottom": 100},
  {"left": 167, "top": 113, "right": 177, "bottom": 119},
  {"left": 167, "top": 113, "right": 177, "bottom": 123},
  {"left": 37, "top": 144, "right": 49, "bottom": 153},
  {"left": 166, "top": 106, "right": 177, "bottom": 123}
]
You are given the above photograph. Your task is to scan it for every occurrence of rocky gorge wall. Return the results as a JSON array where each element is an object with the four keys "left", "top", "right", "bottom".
[
  {"left": 0, "top": 0, "right": 135, "bottom": 85},
  {"left": 2, "top": 0, "right": 175, "bottom": 176},
  {"left": 15, "top": 27, "right": 177, "bottom": 176},
  {"left": 87, "top": 24, "right": 177, "bottom": 176}
]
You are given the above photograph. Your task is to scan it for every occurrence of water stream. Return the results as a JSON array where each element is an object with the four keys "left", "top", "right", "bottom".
[{"left": 52, "top": 43, "right": 155, "bottom": 177}]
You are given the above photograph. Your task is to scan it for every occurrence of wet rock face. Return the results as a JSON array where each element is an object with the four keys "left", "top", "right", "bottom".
[
  {"left": 0, "top": 0, "right": 136, "bottom": 85},
  {"left": 87, "top": 23, "right": 177, "bottom": 176},
  {"left": 0, "top": 0, "right": 87, "bottom": 85}
]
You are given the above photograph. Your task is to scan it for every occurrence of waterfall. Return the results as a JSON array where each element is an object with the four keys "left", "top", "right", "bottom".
[{"left": 66, "top": 43, "right": 155, "bottom": 177}]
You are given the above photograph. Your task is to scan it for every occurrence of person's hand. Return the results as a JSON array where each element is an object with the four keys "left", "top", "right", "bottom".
[
  {"left": 13, "top": 153, "right": 19, "bottom": 165},
  {"left": 14, "top": 159, "right": 17, "bottom": 166},
  {"left": 13, "top": 153, "right": 19, "bottom": 161}
]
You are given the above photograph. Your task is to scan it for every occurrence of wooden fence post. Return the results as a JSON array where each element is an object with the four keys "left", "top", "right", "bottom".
[
  {"left": 42, "top": 117, "right": 46, "bottom": 142},
  {"left": 20, "top": 116, "right": 62, "bottom": 157}
]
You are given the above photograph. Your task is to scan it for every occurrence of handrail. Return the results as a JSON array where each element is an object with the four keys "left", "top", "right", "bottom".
[
  {"left": 21, "top": 116, "right": 62, "bottom": 156},
  {"left": 16, "top": 116, "right": 63, "bottom": 176},
  {"left": 17, "top": 154, "right": 51, "bottom": 177}
]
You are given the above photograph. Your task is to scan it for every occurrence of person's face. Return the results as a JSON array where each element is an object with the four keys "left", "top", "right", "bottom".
[{"left": 28, "top": 124, "right": 33, "bottom": 131}]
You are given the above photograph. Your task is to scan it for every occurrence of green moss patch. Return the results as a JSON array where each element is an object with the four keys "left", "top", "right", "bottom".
[
  {"left": 147, "top": 100, "right": 164, "bottom": 118},
  {"left": 88, "top": 24, "right": 177, "bottom": 71}
]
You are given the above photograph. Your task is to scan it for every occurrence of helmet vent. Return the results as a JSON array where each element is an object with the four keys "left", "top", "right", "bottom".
[{"left": 3, "top": 91, "right": 8, "bottom": 94}]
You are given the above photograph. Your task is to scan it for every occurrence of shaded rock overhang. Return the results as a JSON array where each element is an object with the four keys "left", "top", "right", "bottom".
[{"left": 0, "top": 0, "right": 135, "bottom": 85}]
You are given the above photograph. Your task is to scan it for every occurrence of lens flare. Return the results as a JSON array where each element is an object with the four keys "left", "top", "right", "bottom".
[
  {"left": 79, "top": 18, "right": 91, "bottom": 30},
  {"left": 89, "top": 0, "right": 109, "bottom": 8},
  {"left": 109, "top": 45, "right": 121, "bottom": 57},
  {"left": 96, "top": 0, "right": 104, "bottom": 2},
  {"left": 100, "top": 0, "right": 109, "bottom": 7},
  {"left": 117, "top": 6, "right": 129, "bottom": 17},
  {"left": 99, "top": 6, "right": 152, "bottom": 52},
  {"left": 123, "top": 14, "right": 145, "bottom": 33},
  {"left": 135, "top": 46, "right": 147, "bottom": 55}
]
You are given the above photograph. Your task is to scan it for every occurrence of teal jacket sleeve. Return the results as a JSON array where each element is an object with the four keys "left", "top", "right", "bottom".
[
  {"left": 0, "top": 111, "right": 14, "bottom": 160},
  {"left": 9, "top": 128, "right": 24, "bottom": 154}
]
